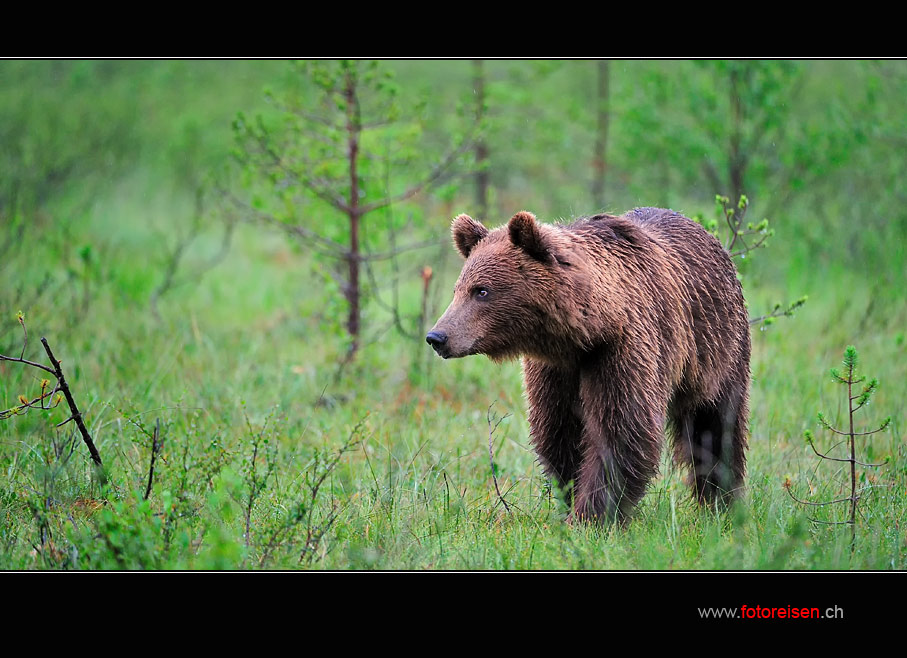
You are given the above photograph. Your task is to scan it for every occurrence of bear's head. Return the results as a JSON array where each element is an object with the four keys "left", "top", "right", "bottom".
[{"left": 427, "top": 211, "right": 577, "bottom": 363}]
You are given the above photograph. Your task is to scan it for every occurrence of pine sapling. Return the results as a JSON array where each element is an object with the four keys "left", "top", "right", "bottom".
[{"left": 784, "top": 345, "right": 891, "bottom": 553}]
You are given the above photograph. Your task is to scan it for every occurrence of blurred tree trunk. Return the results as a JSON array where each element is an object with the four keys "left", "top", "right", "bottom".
[
  {"left": 728, "top": 67, "right": 745, "bottom": 208},
  {"left": 654, "top": 75, "right": 670, "bottom": 201},
  {"left": 473, "top": 60, "right": 489, "bottom": 219},
  {"left": 343, "top": 68, "right": 362, "bottom": 357},
  {"left": 592, "top": 60, "right": 610, "bottom": 209}
]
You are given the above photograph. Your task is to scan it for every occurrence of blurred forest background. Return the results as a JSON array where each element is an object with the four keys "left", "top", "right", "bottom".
[{"left": 0, "top": 59, "right": 904, "bottom": 570}]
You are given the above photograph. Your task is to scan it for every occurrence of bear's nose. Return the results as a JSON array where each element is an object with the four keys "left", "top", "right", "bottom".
[{"left": 425, "top": 331, "right": 448, "bottom": 348}]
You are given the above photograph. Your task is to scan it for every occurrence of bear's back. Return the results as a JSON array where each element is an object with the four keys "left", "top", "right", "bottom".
[
  {"left": 621, "top": 206, "right": 746, "bottom": 313},
  {"left": 563, "top": 208, "right": 721, "bottom": 263},
  {"left": 630, "top": 207, "right": 749, "bottom": 389},
  {"left": 624, "top": 207, "right": 716, "bottom": 249},
  {"left": 565, "top": 207, "right": 748, "bottom": 395},
  {"left": 605, "top": 207, "right": 735, "bottom": 281}
]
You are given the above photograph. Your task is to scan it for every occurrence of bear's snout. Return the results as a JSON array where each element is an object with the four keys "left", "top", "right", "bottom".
[{"left": 426, "top": 330, "right": 449, "bottom": 356}]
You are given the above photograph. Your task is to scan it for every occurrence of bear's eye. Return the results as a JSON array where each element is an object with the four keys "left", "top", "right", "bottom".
[{"left": 474, "top": 287, "right": 489, "bottom": 300}]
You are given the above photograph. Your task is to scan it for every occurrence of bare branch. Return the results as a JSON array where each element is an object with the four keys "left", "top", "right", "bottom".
[
  {"left": 806, "top": 437, "right": 887, "bottom": 467},
  {"left": 359, "top": 239, "right": 441, "bottom": 262},
  {"left": 41, "top": 337, "right": 103, "bottom": 471},
  {"left": 0, "top": 353, "right": 55, "bottom": 376},
  {"left": 17, "top": 313, "right": 27, "bottom": 360},
  {"left": 298, "top": 420, "right": 364, "bottom": 565},
  {"left": 151, "top": 188, "right": 236, "bottom": 319},
  {"left": 817, "top": 424, "right": 889, "bottom": 438},
  {"left": 0, "top": 386, "right": 62, "bottom": 421},
  {"left": 724, "top": 210, "right": 741, "bottom": 254},
  {"left": 221, "top": 187, "right": 348, "bottom": 259},
  {"left": 144, "top": 418, "right": 162, "bottom": 501},
  {"left": 730, "top": 232, "right": 771, "bottom": 258},
  {"left": 784, "top": 486, "right": 853, "bottom": 507},
  {"left": 808, "top": 518, "right": 852, "bottom": 526},
  {"left": 359, "top": 135, "right": 474, "bottom": 215},
  {"left": 257, "top": 137, "right": 351, "bottom": 214},
  {"left": 289, "top": 107, "right": 341, "bottom": 130},
  {"left": 487, "top": 403, "right": 512, "bottom": 515},
  {"left": 749, "top": 297, "right": 807, "bottom": 327}
]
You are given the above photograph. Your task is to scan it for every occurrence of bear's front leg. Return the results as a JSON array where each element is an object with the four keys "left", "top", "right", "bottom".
[
  {"left": 573, "top": 358, "right": 664, "bottom": 525},
  {"left": 522, "top": 359, "right": 584, "bottom": 500}
]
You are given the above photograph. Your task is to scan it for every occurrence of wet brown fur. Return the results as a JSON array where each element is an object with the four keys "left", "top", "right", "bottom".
[{"left": 429, "top": 208, "right": 751, "bottom": 524}]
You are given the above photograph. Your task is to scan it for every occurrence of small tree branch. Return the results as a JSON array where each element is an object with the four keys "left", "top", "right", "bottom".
[
  {"left": 730, "top": 232, "right": 771, "bottom": 258},
  {"left": 144, "top": 418, "right": 162, "bottom": 501},
  {"left": 808, "top": 518, "right": 852, "bottom": 526},
  {"left": 40, "top": 337, "right": 103, "bottom": 470},
  {"left": 806, "top": 438, "right": 887, "bottom": 467},
  {"left": 724, "top": 210, "right": 741, "bottom": 254},
  {"left": 257, "top": 137, "right": 352, "bottom": 214},
  {"left": 748, "top": 297, "right": 807, "bottom": 327},
  {"left": 0, "top": 353, "right": 56, "bottom": 376},
  {"left": 222, "top": 188, "right": 349, "bottom": 259},
  {"left": 358, "top": 239, "right": 442, "bottom": 262},
  {"left": 151, "top": 188, "right": 236, "bottom": 319},
  {"left": 298, "top": 420, "right": 363, "bottom": 564},
  {"left": 0, "top": 385, "right": 62, "bottom": 420},
  {"left": 17, "top": 313, "right": 27, "bottom": 360},
  {"left": 784, "top": 486, "right": 853, "bottom": 507},
  {"left": 487, "top": 403, "right": 512, "bottom": 515},
  {"left": 358, "top": 136, "right": 474, "bottom": 215},
  {"left": 817, "top": 424, "right": 888, "bottom": 438}
]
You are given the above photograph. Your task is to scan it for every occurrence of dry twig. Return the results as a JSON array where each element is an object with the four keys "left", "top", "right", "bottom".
[
  {"left": 1, "top": 314, "right": 103, "bottom": 471},
  {"left": 487, "top": 403, "right": 512, "bottom": 515}
]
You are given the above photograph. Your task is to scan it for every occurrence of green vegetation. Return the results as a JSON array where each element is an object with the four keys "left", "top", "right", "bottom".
[
  {"left": 787, "top": 345, "right": 893, "bottom": 553},
  {"left": 0, "top": 60, "right": 904, "bottom": 570}
]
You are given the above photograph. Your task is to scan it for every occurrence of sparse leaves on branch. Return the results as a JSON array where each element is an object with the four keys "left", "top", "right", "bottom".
[
  {"left": 0, "top": 312, "right": 103, "bottom": 471},
  {"left": 695, "top": 194, "right": 807, "bottom": 330}
]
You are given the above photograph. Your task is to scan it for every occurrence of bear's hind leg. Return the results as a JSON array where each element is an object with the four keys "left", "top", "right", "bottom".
[{"left": 673, "top": 391, "right": 747, "bottom": 506}]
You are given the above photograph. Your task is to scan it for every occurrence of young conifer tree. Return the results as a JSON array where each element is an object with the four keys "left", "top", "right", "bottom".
[
  {"left": 785, "top": 345, "right": 891, "bottom": 553},
  {"left": 232, "top": 60, "right": 472, "bottom": 360}
]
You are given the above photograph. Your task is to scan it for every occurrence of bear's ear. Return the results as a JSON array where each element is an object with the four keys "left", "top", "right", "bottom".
[
  {"left": 451, "top": 213, "right": 489, "bottom": 259},
  {"left": 508, "top": 211, "right": 551, "bottom": 262}
]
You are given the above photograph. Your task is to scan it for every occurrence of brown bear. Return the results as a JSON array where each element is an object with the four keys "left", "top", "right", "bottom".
[{"left": 427, "top": 208, "right": 751, "bottom": 524}]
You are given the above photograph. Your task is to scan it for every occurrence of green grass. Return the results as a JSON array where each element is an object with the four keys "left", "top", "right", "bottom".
[
  {"left": 1, "top": 195, "right": 904, "bottom": 569},
  {"left": 1, "top": 60, "right": 905, "bottom": 570}
]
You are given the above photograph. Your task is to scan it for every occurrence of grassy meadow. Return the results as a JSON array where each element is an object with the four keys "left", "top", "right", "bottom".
[{"left": 0, "top": 60, "right": 904, "bottom": 570}]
